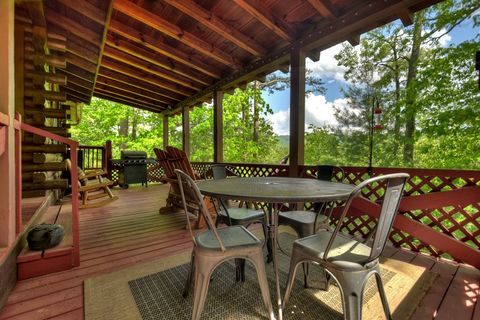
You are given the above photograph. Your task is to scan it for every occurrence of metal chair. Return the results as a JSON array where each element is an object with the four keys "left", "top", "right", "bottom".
[
  {"left": 279, "top": 165, "right": 345, "bottom": 236},
  {"left": 282, "top": 173, "right": 409, "bottom": 320},
  {"left": 210, "top": 165, "right": 266, "bottom": 235},
  {"left": 278, "top": 165, "right": 345, "bottom": 287},
  {"left": 175, "top": 169, "right": 275, "bottom": 320}
]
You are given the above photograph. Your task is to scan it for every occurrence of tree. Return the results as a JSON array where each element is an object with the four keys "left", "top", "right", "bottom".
[{"left": 334, "top": 0, "right": 480, "bottom": 167}]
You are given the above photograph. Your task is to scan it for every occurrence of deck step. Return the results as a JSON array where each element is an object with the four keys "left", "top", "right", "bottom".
[{"left": 17, "top": 205, "right": 74, "bottom": 280}]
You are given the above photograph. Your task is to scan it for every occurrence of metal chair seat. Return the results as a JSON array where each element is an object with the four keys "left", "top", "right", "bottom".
[
  {"left": 196, "top": 225, "right": 262, "bottom": 251},
  {"left": 216, "top": 207, "right": 265, "bottom": 225},
  {"left": 278, "top": 210, "right": 328, "bottom": 238},
  {"left": 292, "top": 232, "right": 371, "bottom": 270}
]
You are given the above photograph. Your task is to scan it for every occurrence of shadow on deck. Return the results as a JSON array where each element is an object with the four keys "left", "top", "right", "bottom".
[{"left": 0, "top": 184, "right": 478, "bottom": 319}]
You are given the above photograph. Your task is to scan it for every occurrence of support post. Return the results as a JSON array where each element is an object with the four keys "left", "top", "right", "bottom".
[
  {"left": 163, "top": 115, "right": 169, "bottom": 149},
  {"left": 288, "top": 48, "right": 306, "bottom": 177},
  {"left": 0, "top": 0, "right": 15, "bottom": 246},
  {"left": 213, "top": 90, "right": 224, "bottom": 163},
  {"left": 182, "top": 106, "right": 190, "bottom": 157},
  {"left": 105, "top": 140, "right": 112, "bottom": 180}
]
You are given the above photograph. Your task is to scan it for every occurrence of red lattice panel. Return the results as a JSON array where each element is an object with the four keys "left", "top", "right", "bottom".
[{"left": 193, "top": 163, "right": 480, "bottom": 263}]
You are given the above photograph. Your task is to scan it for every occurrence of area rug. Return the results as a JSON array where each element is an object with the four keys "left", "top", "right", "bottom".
[{"left": 84, "top": 233, "right": 436, "bottom": 320}]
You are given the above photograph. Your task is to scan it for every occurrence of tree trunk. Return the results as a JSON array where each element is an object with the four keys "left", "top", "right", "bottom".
[
  {"left": 253, "top": 82, "right": 260, "bottom": 142},
  {"left": 403, "top": 11, "right": 424, "bottom": 166}
]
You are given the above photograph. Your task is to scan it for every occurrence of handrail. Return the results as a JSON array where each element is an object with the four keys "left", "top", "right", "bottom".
[
  {"left": 79, "top": 145, "right": 106, "bottom": 171},
  {"left": 13, "top": 113, "right": 80, "bottom": 267}
]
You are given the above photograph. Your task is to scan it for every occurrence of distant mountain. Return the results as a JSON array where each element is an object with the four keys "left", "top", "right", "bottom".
[{"left": 276, "top": 135, "right": 289, "bottom": 147}]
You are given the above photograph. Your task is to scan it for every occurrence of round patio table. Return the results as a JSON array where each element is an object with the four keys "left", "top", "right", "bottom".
[{"left": 196, "top": 176, "right": 355, "bottom": 320}]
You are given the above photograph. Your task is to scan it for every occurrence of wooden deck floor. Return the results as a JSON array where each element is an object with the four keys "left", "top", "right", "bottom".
[{"left": 0, "top": 184, "right": 478, "bottom": 319}]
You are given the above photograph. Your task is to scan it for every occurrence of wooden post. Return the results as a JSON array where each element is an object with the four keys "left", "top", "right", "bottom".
[
  {"left": 0, "top": 0, "right": 15, "bottom": 246},
  {"left": 182, "top": 105, "right": 190, "bottom": 157},
  {"left": 105, "top": 140, "right": 112, "bottom": 180},
  {"left": 213, "top": 90, "right": 224, "bottom": 163},
  {"left": 289, "top": 48, "right": 306, "bottom": 178},
  {"left": 163, "top": 115, "right": 169, "bottom": 149}
]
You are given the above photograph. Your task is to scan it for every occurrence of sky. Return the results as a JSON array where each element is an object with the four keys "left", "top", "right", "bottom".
[{"left": 262, "top": 15, "right": 479, "bottom": 136}]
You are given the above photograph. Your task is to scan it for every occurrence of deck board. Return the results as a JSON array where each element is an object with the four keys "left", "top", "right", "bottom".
[{"left": 0, "top": 183, "right": 479, "bottom": 319}]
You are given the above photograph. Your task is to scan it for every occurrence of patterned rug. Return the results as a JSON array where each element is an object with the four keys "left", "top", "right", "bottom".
[{"left": 84, "top": 233, "right": 436, "bottom": 320}]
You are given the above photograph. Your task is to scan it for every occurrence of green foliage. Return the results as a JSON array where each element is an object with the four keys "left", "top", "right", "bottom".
[{"left": 71, "top": 98, "right": 163, "bottom": 158}]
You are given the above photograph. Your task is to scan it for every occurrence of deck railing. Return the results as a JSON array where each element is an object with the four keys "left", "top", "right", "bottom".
[
  {"left": 78, "top": 145, "right": 106, "bottom": 171},
  {"left": 14, "top": 113, "right": 80, "bottom": 266},
  {"left": 105, "top": 155, "right": 480, "bottom": 268}
]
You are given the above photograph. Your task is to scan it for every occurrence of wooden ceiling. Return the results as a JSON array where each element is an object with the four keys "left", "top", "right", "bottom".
[{"left": 16, "top": 0, "right": 442, "bottom": 114}]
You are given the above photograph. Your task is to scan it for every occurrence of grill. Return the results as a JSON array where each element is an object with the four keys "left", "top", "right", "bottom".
[{"left": 112, "top": 151, "right": 156, "bottom": 189}]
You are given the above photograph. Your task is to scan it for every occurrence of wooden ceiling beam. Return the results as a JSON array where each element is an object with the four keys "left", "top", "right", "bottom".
[
  {"left": 102, "top": 49, "right": 198, "bottom": 95},
  {"left": 44, "top": 8, "right": 102, "bottom": 46},
  {"left": 113, "top": 0, "right": 243, "bottom": 69},
  {"left": 100, "top": 59, "right": 188, "bottom": 101},
  {"left": 162, "top": 0, "right": 266, "bottom": 57},
  {"left": 64, "top": 52, "right": 97, "bottom": 73},
  {"left": 306, "top": 0, "right": 337, "bottom": 19},
  {"left": 63, "top": 63, "right": 96, "bottom": 83},
  {"left": 232, "top": 0, "right": 295, "bottom": 42},
  {"left": 95, "top": 83, "right": 167, "bottom": 107},
  {"left": 108, "top": 19, "right": 220, "bottom": 79},
  {"left": 63, "top": 75, "right": 94, "bottom": 92},
  {"left": 98, "top": 68, "right": 179, "bottom": 105},
  {"left": 398, "top": 8, "right": 414, "bottom": 26},
  {"left": 105, "top": 36, "right": 213, "bottom": 86},
  {"left": 53, "top": 0, "right": 106, "bottom": 26},
  {"left": 63, "top": 82, "right": 92, "bottom": 97},
  {"left": 93, "top": 90, "right": 165, "bottom": 113},
  {"left": 96, "top": 75, "right": 177, "bottom": 106},
  {"left": 91, "top": 0, "right": 114, "bottom": 100},
  {"left": 173, "top": 0, "right": 439, "bottom": 112},
  {"left": 347, "top": 34, "right": 361, "bottom": 46},
  {"left": 64, "top": 88, "right": 91, "bottom": 103}
]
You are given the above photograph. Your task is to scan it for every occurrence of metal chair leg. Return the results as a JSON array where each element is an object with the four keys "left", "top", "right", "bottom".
[
  {"left": 191, "top": 258, "right": 215, "bottom": 320},
  {"left": 302, "top": 262, "right": 309, "bottom": 288},
  {"left": 251, "top": 251, "right": 276, "bottom": 320},
  {"left": 374, "top": 271, "right": 392, "bottom": 320},
  {"left": 333, "top": 270, "right": 366, "bottom": 320},
  {"left": 282, "top": 249, "right": 303, "bottom": 309},
  {"left": 183, "top": 251, "right": 195, "bottom": 298}
]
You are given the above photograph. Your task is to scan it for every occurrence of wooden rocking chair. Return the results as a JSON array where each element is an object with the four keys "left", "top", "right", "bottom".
[
  {"left": 153, "top": 146, "right": 213, "bottom": 228},
  {"left": 66, "top": 159, "right": 118, "bottom": 209}
]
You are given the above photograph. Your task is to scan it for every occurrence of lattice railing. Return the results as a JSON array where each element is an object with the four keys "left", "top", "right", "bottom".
[
  {"left": 194, "top": 163, "right": 480, "bottom": 267},
  {"left": 108, "top": 158, "right": 480, "bottom": 266}
]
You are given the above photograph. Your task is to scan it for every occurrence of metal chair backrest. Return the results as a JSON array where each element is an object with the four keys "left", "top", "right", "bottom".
[
  {"left": 315, "top": 165, "right": 345, "bottom": 182},
  {"left": 175, "top": 169, "right": 226, "bottom": 252},
  {"left": 211, "top": 165, "right": 228, "bottom": 180},
  {"left": 323, "top": 173, "right": 409, "bottom": 263}
]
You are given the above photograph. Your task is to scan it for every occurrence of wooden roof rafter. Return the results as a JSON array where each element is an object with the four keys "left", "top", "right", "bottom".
[
  {"left": 113, "top": 0, "right": 243, "bottom": 70},
  {"left": 100, "top": 59, "right": 188, "bottom": 102},
  {"left": 101, "top": 51, "right": 197, "bottom": 96},
  {"left": 162, "top": 0, "right": 267, "bottom": 57},
  {"left": 108, "top": 19, "right": 222, "bottom": 79},
  {"left": 306, "top": 0, "right": 338, "bottom": 20},
  {"left": 171, "top": 0, "right": 442, "bottom": 113},
  {"left": 104, "top": 35, "right": 214, "bottom": 86},
  {"left": 232, "top": 0, "right": 296, "bottom": 42}
]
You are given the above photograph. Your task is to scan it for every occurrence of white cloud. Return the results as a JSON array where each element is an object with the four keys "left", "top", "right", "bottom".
[
  {"left": 306, "top": 43, "right": 348, "bottom": 82},
  {"left": 267, "top": 93, "right": 350, "bottom": 135}
]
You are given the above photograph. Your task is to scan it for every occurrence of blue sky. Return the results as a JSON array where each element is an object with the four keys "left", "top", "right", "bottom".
[{"left": 262, "top": 15, "right": 479, "bottom": 135}]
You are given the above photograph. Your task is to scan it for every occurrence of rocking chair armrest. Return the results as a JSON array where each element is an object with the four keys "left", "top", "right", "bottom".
[{"left": 81, "top": 169, "right": 106, "bottom": 179}]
